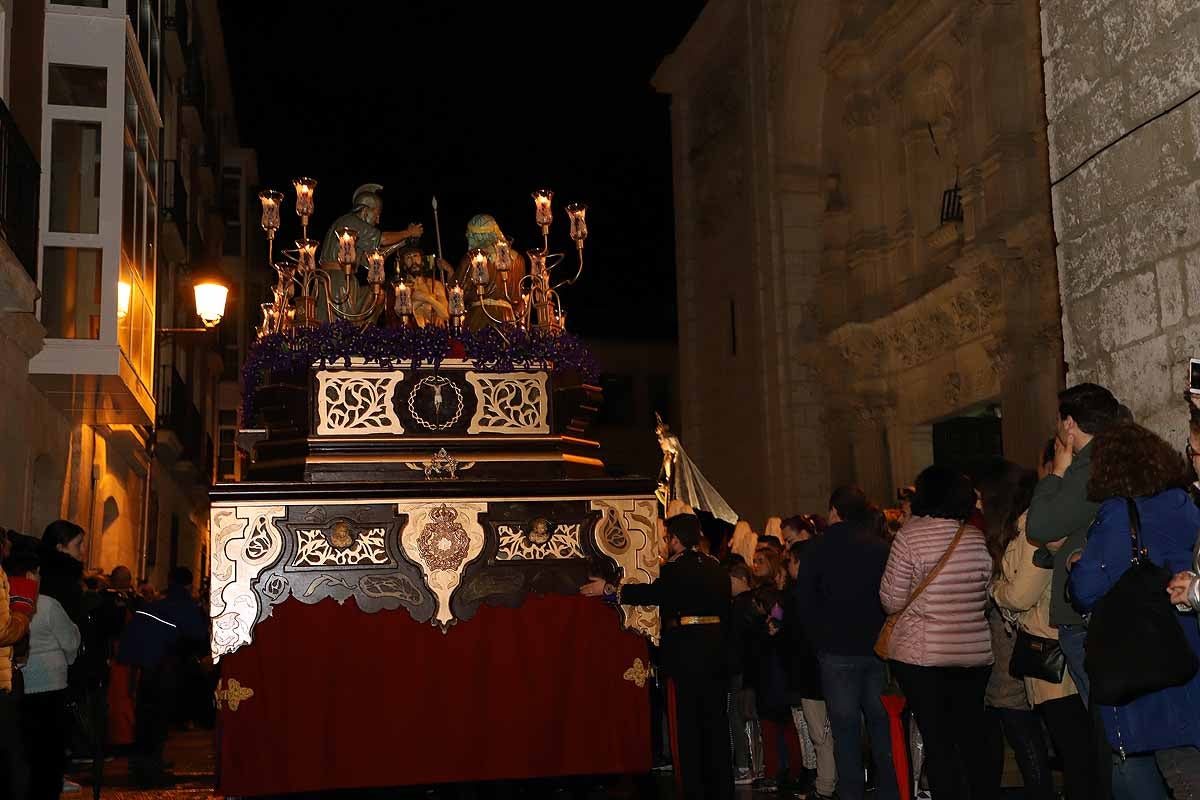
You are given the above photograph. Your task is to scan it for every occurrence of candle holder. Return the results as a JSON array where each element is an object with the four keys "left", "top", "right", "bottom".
[
  {"left": 395, "top": 278, "right": 413, "bottom": 324},
  {"left": 365, "top": 248, "right": 386, "bottom": 286},
  {"left": 336, "top": 227, "right": 359, "bottom": 273},
  {"left": 296, "top": 238, "right": 319, "bottom": 274},
  {"left": 532, "top": 188, "right": 554, "bottom": 242},
  {"left": 259, "top": 189, "right": 284, "bottom": 261},
  {"left": 293, "top": 177, "right": 317, "bottom": 236}
]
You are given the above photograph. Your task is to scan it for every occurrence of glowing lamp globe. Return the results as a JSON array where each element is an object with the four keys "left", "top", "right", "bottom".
[{"left": 191, "top": 265, "right": 232, "bottom": 328}]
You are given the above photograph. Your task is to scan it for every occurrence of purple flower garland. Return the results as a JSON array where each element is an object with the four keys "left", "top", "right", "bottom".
[{"left": 241, "top": 322, "right": 600, "bottom": 420}]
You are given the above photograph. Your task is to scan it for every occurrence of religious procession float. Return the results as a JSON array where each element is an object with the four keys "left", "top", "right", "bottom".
[{"left": 210, "top": 181, "right": 668, "bottom": 795}]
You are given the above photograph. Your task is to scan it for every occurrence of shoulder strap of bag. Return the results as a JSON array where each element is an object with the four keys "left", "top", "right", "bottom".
[
  {"left": 893, "top": 521, "right": 969, "bottom": 618},
  {"left": 1125, "top": 497, "right": 1147, "bottom": 564}
]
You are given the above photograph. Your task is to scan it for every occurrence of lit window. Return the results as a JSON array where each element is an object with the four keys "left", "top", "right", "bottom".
[{"left": 41, "top": 247, "right": 103, "bottom": 339}]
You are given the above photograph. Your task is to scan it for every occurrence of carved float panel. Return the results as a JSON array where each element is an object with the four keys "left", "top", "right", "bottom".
[
  {"left": 210, "top": 506, "right": 286, "bottom": 662},
  {"left": 397, "top": 501, "right": 487, "bottom": 631},
  {"left": 591, "top": 498, "right": 662, "bottom": 644},
  {"left": 464, "top": 371, "right": 550, "bottom": 434},
  {"left": 315, "top": 369, "right": 405, "bottom": 435},
  {"left": 209, "top": 495, "right": 660, "bottom": 659}
]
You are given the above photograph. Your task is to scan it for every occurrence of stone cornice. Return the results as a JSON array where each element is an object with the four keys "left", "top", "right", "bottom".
[
  {"left": 652, "top": 0, "right": 745, "bottom": 94},
  {"left": 826, "top": 264, "right": 1003, "bottom": 379}
]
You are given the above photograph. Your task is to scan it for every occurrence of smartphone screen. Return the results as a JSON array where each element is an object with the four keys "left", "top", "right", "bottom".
[{"left": 1192, "top": 358, "right": 1200, "bottom": 394}]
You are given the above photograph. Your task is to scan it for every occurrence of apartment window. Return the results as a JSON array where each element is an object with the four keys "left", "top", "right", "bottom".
[
  {"left": 48, "top": 65, "right": 107, "bottom": 107},
  {"left": 48, "top": 121, "right": 102, "bottom": 234},
  {"left": 122, "top": 145, "right": 135, "bottom": 259},
  {"left": 222, "top": 167, "right": 242, "bottom": 256},
  {"left": 41, "top": 247, "right": 102, "bottom": 339}
]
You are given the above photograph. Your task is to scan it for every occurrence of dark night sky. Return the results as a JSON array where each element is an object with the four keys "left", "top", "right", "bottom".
[{"left": 218, "top": 1, "right": 705, "bottom": 340}]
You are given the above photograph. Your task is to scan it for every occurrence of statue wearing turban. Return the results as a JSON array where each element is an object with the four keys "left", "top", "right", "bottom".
[{"left": 454, "top": 214, "right": 526, "bottom": 331}]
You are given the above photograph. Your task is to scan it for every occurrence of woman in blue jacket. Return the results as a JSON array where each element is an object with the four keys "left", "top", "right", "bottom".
[{"left": 1069, "top": 421, "right": 1200, "bottom": 797}]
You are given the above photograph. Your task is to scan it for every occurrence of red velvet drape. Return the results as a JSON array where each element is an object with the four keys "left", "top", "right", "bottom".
[{"left": 217, "top": 593, "right": 652, "bottom": 796}]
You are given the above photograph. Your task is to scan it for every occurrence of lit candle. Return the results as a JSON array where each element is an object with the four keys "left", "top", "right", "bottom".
[
  {"left": 528, "top": 249, "right": 547, "bottom": 276},
  {"left": 336, "top": 227, "right": 358, "bottom": 266},
  {"left": 494, "top": 239, "right": 512, "bottom": 275},
  {"left": 566, "top": 203, "right": 588, "bottom": 243},
  {"left": 365, "top": 249, "right": 385, "bottom": 285},
  {"left": 293, "top": 177, "right": 317, "bottom": 220},
  {"left": 468, "top": 248, "right": 489, "bottom": 286},
  {"left": 296, "top": 238, "right": 319, "bottom": 273},
  {"left": 449, "top": 283, "right": 465, "bottom": 317},
  {"left": 258, "top": 190, "right": 283, "bottom": 233},
  {"left": 532, "top": 188, "right": 554, "bottom": 228},
  {"left": 395, "top": 280, "right": 413, "bottom": 316}
]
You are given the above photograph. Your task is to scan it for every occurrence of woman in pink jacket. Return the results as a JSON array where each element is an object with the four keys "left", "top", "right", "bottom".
[{"left": 878, "top": 464, "right": 994, "bottom": 799}]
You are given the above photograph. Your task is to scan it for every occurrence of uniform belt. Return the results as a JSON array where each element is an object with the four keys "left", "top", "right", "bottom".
[{"left": 678, "top": 615, "right": 720, "bottom": 626}]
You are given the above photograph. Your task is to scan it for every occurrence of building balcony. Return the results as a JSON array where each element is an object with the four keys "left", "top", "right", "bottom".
[
  {"left": 161, "top": 159, "right": 188, "bottom": 262},
  {"left": 0, "top": 97, "right": 40, "bottom": 285},
  {"left": 155, "top": 363, "right": 208, "bottom": 480}
]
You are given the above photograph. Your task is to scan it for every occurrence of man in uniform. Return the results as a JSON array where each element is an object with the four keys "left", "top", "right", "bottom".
[{"left": 581, "top": 512, "right": 733, "bottom": 799}]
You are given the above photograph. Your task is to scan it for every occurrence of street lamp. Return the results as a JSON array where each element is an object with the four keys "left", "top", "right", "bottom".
[{"left": 160, "top": 264, "right": 232, "bottom": 335}]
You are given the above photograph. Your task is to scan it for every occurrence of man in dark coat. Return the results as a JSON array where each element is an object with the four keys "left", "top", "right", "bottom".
[
  {"left": 582, "top": 513, "right": 733, "bottom": 800},
  {"left": 796, "top": 487, "right": 900, "bottom": 800},
  {"left": 118, "top": 567, "right": 207, "bottom": 787}
]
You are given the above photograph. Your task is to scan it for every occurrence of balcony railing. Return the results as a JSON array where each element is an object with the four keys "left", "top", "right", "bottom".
[
  {"left": 0, "top": 98, "right": 40, "bottom": 281},
  {"left": 162, "top": 158, "right": 189, "bottom": 256},
  {"left": 156, "top": 364, "right": 206, "bottom": 471}
]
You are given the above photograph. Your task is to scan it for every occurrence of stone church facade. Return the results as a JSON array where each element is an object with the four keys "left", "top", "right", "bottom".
[{"left": 656, "top": 0, "right": 1064, "bottom": 522}]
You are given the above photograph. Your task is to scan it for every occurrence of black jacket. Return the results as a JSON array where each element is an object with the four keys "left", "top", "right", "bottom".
[
  {"left": 117, "top": 586, "right": 207, "bottom": 668},
  {"left": 796, "top": 520, "right": 890, "bottom": 657},
  {"left": 620, "top": 549, "right": 731, "bottom": 680},
  {"left": 781, "top": 579, "right": 822, "bottom": 700},
  {"left": 38, "top": 549, "right": 83, "bottom": 623}
]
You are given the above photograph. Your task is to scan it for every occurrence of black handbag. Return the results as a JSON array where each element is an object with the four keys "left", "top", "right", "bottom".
[
  {"left": 1009, "top": 628, "right": 1065, "bottom": 684},
  {"left": 1084, "top": 498, "right": 1200, "bottom": 706}
]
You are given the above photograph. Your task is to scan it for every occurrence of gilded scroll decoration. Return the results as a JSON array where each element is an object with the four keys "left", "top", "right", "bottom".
[
  {"left": 209, "top": 505, "right": 286, "bottom": 662},
  {"left": 591, "top": 498, "right": 661, "bottom": 644},
  {"left": 398, "top": 501, "right": 487, "bottom": 631},
  {"left": 316, "top": 370, "right": 404, "bottom": 436},
  {"left": 496, "top": 521, "right": 585, "bottom": 561},
  {"left": 465, "top": 371, "right": 550, "bottom": 434},
  {"left": 623, "top": 658, "right": 652, "bottom": 689},
  {"left": 215, "top": 678, "right": 255, "bottom": 712}
]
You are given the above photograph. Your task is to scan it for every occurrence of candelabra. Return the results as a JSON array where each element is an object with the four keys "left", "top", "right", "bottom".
[
  {"left": 256, "top": 178, "right": 589, "bottom": 340},
  {"left": 257, "top": 178, "right": 394, "bottom": 336},
  {"left": 467, "top": 188, "right": 588, "bottom": 335}
]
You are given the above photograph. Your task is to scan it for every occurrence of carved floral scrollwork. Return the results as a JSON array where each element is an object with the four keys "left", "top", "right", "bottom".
[
  {"left": 316, "top": 370, "right": 405, "bottom": 436},
  {"left": 465, "top": 372, "right": 550, "bottom": 435},
  {"left": 209, "top": 506, "right": 286, "bottom": 662},
  {"left": 292, "top": 525, "right": 389, "bottom": 567},
  {"left": 590, "top": 498, "right": 661, "bottom": 644},
  {"left": 496, "top": 522, "right": 585, "bottom": 561}
]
